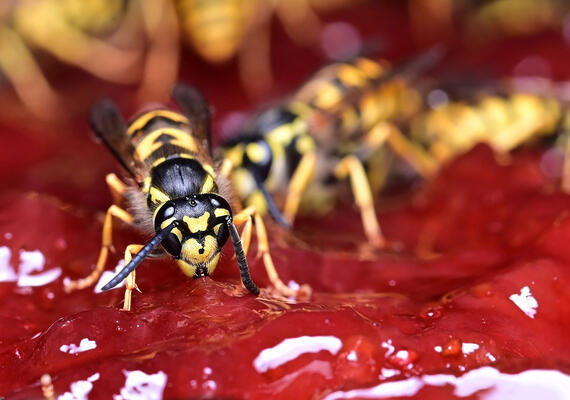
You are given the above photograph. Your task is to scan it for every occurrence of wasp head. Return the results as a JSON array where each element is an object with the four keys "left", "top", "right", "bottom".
[{"left": 154, "top": 194, "right": 232, "bottom": 278}]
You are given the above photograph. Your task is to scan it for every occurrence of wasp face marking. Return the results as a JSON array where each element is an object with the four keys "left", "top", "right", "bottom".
[{"left": 154, "top": 194, "right": 232, "bottom": 278}]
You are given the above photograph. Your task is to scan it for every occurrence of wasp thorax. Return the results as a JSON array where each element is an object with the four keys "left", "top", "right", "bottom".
[{"left": 153, "top": 194, "right": 232, "bottom": 278}]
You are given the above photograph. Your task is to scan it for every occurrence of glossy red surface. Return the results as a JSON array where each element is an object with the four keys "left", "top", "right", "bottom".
[{"left": 1, "top": 2, "right": 570, "bottom": 399}]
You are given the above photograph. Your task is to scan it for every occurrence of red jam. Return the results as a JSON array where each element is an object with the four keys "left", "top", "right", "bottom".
[{"left": 2, "top": 2, "right": 570, "bottom": 399}]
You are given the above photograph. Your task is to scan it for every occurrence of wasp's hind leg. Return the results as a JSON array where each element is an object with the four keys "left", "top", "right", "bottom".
[
  {"left": 65, "top": 174, "right": 134, "bottom": 292},
  {"left": 368, "top": 121, "right": 438, "bottom": 179},
  {"left": 283, "top": 151, "right": 317, "bottom": 226},
  {"left": 334, "top": 155, "right": 386, "bottom": 248},
  {"left": 233, "top": 206, "right": 311, "bottom": 299}
]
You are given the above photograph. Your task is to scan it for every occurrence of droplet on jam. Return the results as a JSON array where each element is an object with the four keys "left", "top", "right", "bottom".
[
  {"left": 441, "top": 338, "right": 462, "bottom": 357},
  {"left": 387, "top": 349, "right": 418, "bottom": 369},
  {"left": 36, "top": 287, "right": 57, "bottom": 310},
  {"left": 419, "top": 303, "right": 443, "bottom": 320},
  {"left": 470, "top": 283, "right": 494, "bottom": 298},
  {"left": 334, "top": 335, "right": 379, "bottom": 383}
]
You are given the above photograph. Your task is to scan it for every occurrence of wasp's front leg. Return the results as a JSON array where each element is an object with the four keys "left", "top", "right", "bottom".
[
  {"left": 122, "top": 244, "right": 144, "bottom": 311},
  {"left": 233, "top": 206, "right": 311, "bottom": 299},
  {"left": 366, "top": 121, "right": 438, "bottom": 179},
  {"left": 65, "top": 174, "right": 134, "bottom": 292},
  {"left": 334, "top": 155, "right": 386, "bottom": 248},
  {"left": 282, "top": 151, "right": 317, "bottom": 226}
]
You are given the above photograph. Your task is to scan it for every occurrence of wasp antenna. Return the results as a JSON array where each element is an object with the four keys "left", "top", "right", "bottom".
[
  {"left": 225, "top": 216, "right": 260, "bottom": 295},
  {"left": 101, "top": 221, "right": 178, "bottom": 291},
  {"left": 255, "top": 178, "right": 291, "bottom": 229}
]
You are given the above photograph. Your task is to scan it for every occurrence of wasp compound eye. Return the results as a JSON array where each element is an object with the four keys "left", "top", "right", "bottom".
[{"left": 161, "top": 232, "right": 182, "bottom": 257}]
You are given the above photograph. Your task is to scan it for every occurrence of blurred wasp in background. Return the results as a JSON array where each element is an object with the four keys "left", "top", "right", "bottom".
[
  {"left": 220, "top": 48, "right": 443, "bottom": 248},
  {"left": 408, "top": 0, "right": 570, "bottom": 45},
  {"left": 64, "top": 84, "right": 308, "bottom": 310},
  {"left": 0, "top": 0, "right": 357, "bottom": 121},
  {"left": 174, "top": 0, "right": 357, "bottom": 97},
  {"left": 409, "top": 78, "right": 570, "bottom": 190},
  {"left": 0, "top": 0, "right": 151, "bottom": 120}
]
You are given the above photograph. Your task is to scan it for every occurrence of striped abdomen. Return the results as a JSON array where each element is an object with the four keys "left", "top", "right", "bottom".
[
  {"left": 293, "top": 57, "right": 422, "bottom": 141},
  {"left": 128, "top": 109, "right": 218, "bottom": 209}
]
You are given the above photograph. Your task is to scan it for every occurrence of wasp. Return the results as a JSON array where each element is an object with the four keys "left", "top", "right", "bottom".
[
  {"left": 174, "top": 0, "right": 341, "bottom": 97},
  {"left": 409, "top": 83, "right": 570, "bottom": 189},
  {"left": 0, "top": 0, "right": 147, "bottom": 120},
  {"left": 63, "top": 84, "right": 302, "bottom": 311},
  {"left": 408, "top": 0, "right": 570, "bottom": 45},
  {"left": 220, "top": 48, "right": 442, "bottom": 248}
]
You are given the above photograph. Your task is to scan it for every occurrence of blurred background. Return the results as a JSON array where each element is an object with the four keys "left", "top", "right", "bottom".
[{"left": 1, "top": 0, "right": 570, "bottom": 205}]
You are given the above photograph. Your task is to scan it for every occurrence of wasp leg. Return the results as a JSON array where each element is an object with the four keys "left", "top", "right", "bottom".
[
  {"left": 219, "top": 158, "right": 234, "bottom": 179},
  {"left": 233, "top": 206, "right": 311, "bottom": 298},
  {"left": 0, "top": 25, "right": 63, "bottom": 120},
  {"left": 136, "top": 0, "right": 179, "bottom": 103},
  {"left": 334, "top": 155, "right": 386, "bottom": 248},
  {"left": 368, "top": 122, "right": 438, "bottom": 178},
  {"left": 122, "top": 244, "right": 144, "bottom": 311},
  {"left": 235, "top": 206, "right": 254, "bottom": 256},
  {"left": 218, "top": 161, "right": 254, "bottom": 255},
  {"left": 106, "top": 173, "right": 129, "bottom": 204},
  {"left": 283, "top": 151, "right": 317, "bottom": 225},
  {"left": 64, "top": 205, "right": 134, "bottom": 292},
  {"left": 15, "top": 2, "right": 142, "bottom": 84},
  {"left": 40, "top": 374, "right": 55, "bottom": 400},
  {"left": 274, "top": 0, "right": 322, "bottom": 47}
]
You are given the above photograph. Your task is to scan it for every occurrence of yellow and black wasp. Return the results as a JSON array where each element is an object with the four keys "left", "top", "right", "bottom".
[
  {"left": 220, "top": 48, "right": 442, "bottom": 248},
  {"left": 409, "top": 79, "right": 570, "bottom": 188},
  {"left": 173, "top": 0, "right": 350, "bottom": 97},
  {"left": 0, "top": 0, "right": 150, "bottom": 120},
  {"left": 64, "top": 84, "right": 302, "bottom": 311}
]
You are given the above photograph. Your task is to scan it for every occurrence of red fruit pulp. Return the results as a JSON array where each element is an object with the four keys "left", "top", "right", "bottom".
[{"left": 1, "top": 2, "right": 570, "bottom": 399}]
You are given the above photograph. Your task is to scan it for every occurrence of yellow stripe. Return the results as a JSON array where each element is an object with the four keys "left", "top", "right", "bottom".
[
  {"left": 246, "top": 142, "right": 267, "bottom": 163},
  {"left": 214, "top": 208, "right": 230, "bottom": 217},
  {"left": 200, "top": 174, "right": 215, "bottom": 193},
  {"left": 313, "top": 81, "right": 343, "bottom": 110},
  {"left": 149, "top": 186, "right": 171, "bottom": 204},
  {"left": 203, "top": 164, "right": 216, "bottom": 177},
  {"left": 135, "top": 128, "right": 199, "bottom": 161},
  {"left": 338, "top": 65, "right": 367, "bottom": 87},
  {"left": 183, "top": 212, "right": 210, "bottom": 233},
  {"left": 150, "top": 153, "right": 196, "bottom": 168},
  {"left": 127, "top": 110, "right": 189, "bottom": 137},
  {"left": 151, "top": 157, "right": 167, "bottom": 168},
  {"left": 356, "top": 58, "right": 385, "bottom": 79},
  {"left": 142, "top": 177, "right": 151, "bottom": 194},
  {"left": 160, "top": 217, "right": 176, "bottom": 230}
]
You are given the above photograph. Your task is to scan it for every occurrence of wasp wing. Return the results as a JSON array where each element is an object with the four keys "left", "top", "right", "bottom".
[
  {"left": 172, "top": 84, "right": 212, "bottom": 154},
  {"left": 89, "top": 99, "right": 146, "bottom": 184}
]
